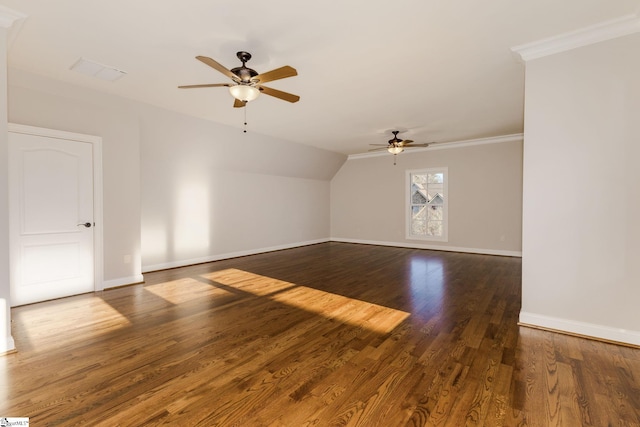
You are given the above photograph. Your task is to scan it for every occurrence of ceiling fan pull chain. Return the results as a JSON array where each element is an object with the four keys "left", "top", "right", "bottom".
[
  {"left": 393, "top": 153, "right": 397, "bottom": 165},
  {"left": 244, "top": 103, "right": 248, "bottom": 133}
]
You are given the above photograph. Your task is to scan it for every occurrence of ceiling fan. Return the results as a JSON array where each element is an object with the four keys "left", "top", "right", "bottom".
[
  {"left": 178, "top": 51, "right": 300, "bottom": 108},
  {"left": 370, "top": 130, "right": 431, "bottom": 152},
  {"left": 369, "top": 130, "right": 433, "bottom": 165}
]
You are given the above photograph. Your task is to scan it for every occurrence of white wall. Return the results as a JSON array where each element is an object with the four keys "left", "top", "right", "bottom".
[
  {"left": 7, "top": 69, "right": 345, "bottom": 278},
  {"left": 139, "top": 105, "right": 344, "bottom": 271},
  {"left": 520, "top": 33, "right": 640, "bottom": 345},
  {"left": 330, "top": 138, "right": 523, "bottom": 256}
]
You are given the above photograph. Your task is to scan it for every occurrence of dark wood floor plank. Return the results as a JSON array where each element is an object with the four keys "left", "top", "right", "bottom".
[{"left": 2, "top": 242, "right": 639, "bottom": 425}]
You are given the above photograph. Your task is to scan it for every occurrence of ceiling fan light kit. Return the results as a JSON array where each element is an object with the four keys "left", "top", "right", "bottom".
[
  {"left": 387, "top": 144, "right": 403, "bottom": 154},
  {"left": 229, "top": 84, "right": 260, "bottom": 102}
]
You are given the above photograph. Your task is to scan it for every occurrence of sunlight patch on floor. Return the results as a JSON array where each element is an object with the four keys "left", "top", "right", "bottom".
[
  {"left": 145, "top": 278, "right": 234, "bottom": 304},
  {"left": 201, "top": 269, "right": 410, "bottom": 334},
  {"left": 13, "top": 296, "right": 131, "bottom": 352},
  {"left": 203, "top": 269, "right": 297, "bottom": 296}
]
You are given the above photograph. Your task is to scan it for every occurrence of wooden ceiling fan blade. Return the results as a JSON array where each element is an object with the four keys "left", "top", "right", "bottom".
[
  {"left": 258, "top": 85, "right": 300, "bottom": 103},
  {"left": 253, "top": 66, "right": 297, "bottom": 84},
  {"left": 233, "top": 99, "right": 246, "bottom": 108},
  {"left": 196, "top": 56, "right": 237, "bottom": 80},
  {"left": 178, "top": 83, "right": 230, "bottom": 89},
  {"left": 401, "top": 141, "right": 431, "bottom": 148},
  {"left": 399, "top": 139, "right": 414, "bottom": 145},
  {"left": 368, "top": 147, "right": 390, "bottom": 152}
]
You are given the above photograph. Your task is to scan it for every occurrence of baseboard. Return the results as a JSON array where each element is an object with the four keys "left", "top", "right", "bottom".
[
  {"left": 519, "top": 311, "right": 640, "bottom": 347},
  {"left": 141, "top": 239, "right": 330, "bottom": 273},
  {"left": 1, "top": 335, "right": 16, "bottom": 354},
  {"left": 140, "top": 237, "right": 520, "bottom": 274},
  {"left": 102, "top": 274, "right": 145, "bottom": 290},
  {"left": 329, "top": 237, "right": 522, "bottom": 257}
]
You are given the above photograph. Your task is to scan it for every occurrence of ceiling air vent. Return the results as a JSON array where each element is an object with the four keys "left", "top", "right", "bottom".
[{"left": 70, "top": 57, "right": 127, "bottom": 82}]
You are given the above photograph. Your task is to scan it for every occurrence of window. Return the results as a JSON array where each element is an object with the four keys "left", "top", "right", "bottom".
[{"left": 407, "top": 168, "right": 448, "bottom": 241}]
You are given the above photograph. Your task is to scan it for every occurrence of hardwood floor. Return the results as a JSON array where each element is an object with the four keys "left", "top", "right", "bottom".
[{"left": 2, "top": 242, "right": 639, "bottom": 426}]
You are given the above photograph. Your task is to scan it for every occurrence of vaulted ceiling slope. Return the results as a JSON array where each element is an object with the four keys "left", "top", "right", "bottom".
[{"left": 2, "top": 0, "right": 639, "bottom": 154}]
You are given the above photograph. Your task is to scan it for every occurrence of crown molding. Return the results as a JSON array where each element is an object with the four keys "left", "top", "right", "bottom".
[
  {"left": 512, "top": 13, "right": 640, "bottom": 61},
  {"left": 0, "top": 5, "right": 27, "bottom": 47},
  {"left": 348, "top": 133, "right": 523, "bottom": 161}
]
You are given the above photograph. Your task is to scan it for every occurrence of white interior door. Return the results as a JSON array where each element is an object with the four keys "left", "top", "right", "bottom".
[{"left": 9, "top": 131, "right": 95, "bottom": 306}]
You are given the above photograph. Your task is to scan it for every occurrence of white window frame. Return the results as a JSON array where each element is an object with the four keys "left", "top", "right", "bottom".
[{"left": 406, "top": 167, "right": 448, "bottom": 242}]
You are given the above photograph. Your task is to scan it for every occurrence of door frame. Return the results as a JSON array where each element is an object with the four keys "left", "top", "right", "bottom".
[{"left": 8, "top": 123, "right": 104, "bottom": 293}]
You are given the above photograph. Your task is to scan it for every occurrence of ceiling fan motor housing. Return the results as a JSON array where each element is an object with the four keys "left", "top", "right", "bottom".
[
  {"left": 232, "top": 51, "right": 258, "bottom": 83},
  {"left": 231, "top": 66, "right": 258, "bottom": 83}
]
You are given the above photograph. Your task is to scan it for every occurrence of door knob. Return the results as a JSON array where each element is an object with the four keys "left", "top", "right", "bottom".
[{"left": 77, "top": 222, "right": 92, "bottom": 228}]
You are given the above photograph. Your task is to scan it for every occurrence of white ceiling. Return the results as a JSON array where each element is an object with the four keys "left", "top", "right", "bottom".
[{"left": 2, "top": 0, "right": 639, "bottom": 154}]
